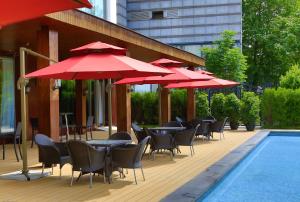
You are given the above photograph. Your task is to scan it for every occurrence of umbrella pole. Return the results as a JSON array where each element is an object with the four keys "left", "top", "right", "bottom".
[
  {"left": 158, "top": 85, "right": 162, "bottom": 126},
  {"left": 19, "top": 47, "right": 57, "bottom": 181},
  {"left": 107, "top": 79, "right": 112, "bottom": 136}
]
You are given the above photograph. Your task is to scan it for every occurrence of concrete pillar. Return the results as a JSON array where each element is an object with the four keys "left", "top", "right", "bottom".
[
  {"left": 35, "top": 26, "right": 59, "bottom": 141},
  {"left": 116, "top": 84, "right": 131, "bottom": 133},
  {"left": 160, "top": 87, "right": 171, "bottom": 124},
  {"left": 75, "top": 80, "right": 87, "bottom": 126}
]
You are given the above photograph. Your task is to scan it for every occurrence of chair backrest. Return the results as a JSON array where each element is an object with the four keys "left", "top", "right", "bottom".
[
  {"left": 192, "top": 124, "right": 201, "bottom": 141},
  {"left": 109, "top": 132, "right": 132, "bottom": 140},
  {"left": 176, "top": 117, "right": 184, "bottom": 123},
  {"left": 15, "top": 122, "right": 22, "bottom": 139},
  {"left": 67, "top": 140, "right": 105, "bottom": 172},
  {"left": 35, "top": 134, "right": 55, "bottom": 147},
  {"left": 162, "top": 121, "right": 182, "bottom": 127},
  {"left": 132, "top": 123, "right": 142, "bottom": 132},
  {"left": 132, "top": 123, "right": 148, "bottom": 143},
  {"left": 135, "top": 136, "right": 151, "bottom": 163},
  {"left": 211, "top": 117, "right": 228, "bottom": 132},
  {"left": 87, "top": 116, "right": 94, "bottom": 127},
  {"left": 30, "top": 118, "right": 38, "bottom": 128}
]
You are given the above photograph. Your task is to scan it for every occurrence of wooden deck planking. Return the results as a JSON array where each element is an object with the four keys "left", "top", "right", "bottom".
[{"left": 0, "top": 129, "right": 257, "bottom": 201}]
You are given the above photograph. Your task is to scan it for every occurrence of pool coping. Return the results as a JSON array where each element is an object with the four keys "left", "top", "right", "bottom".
[{"left": 161, "top": 130, "right": 272, "bottom": 202}]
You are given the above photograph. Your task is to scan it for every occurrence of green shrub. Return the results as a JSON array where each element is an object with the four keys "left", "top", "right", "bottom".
[
  {"left": 196, "top": 92, "right": 209, "bottom": 119},
  {"left": 211, "top": 93, "right": 226, "bottom": 120},
  {"left": 279, "top": 64, "right": 300, "bottom": 89},
  {"left": 261, "top": 88, "right": 300, "bottom": 128},
  {"left": 171, "top": 89, "right": 187, "bottom": 120},
  {"left": 225, "top": 93, "right": 241, "bottom": 129},
  {"left": 240, "top": 92, "right": 260, "bottom": 130},
  {"left": 60, "top": 80, "right": 75, "bottom": 113}
]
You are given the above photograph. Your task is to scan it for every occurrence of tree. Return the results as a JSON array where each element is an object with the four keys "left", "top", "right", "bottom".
[
  {"left": 202, "top": 30, "right": 248, "bottom": 82},
  {"left": 280, "top": 64, "right": 300, "bottom": 89},
  {"left": 243, "top": 0, "right": 300, "bottom": 86}
]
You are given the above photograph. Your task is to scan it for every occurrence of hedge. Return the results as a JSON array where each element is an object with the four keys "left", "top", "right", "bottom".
[
  {"left": 262, "top": 88, "right": 300, "bottom": 128},
  {"left": 171, "top": 89, "right": 187, "bottom": 120},
  {"left": 196, "top": 92, "right": 209, "bottom": 119}
]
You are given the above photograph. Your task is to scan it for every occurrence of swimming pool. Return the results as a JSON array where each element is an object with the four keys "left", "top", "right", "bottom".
[{"left": 198, "top": 132, "right": 300, "bottom": 202}]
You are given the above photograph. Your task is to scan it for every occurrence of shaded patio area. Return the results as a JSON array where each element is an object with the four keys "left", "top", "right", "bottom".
[{"left": 0, "top": 129, "right": 257, "bottom": 201}]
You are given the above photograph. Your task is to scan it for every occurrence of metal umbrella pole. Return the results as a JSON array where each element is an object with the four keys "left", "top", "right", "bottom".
[{"left": 18, "top": 47, "right": 57, "bottom": 181}]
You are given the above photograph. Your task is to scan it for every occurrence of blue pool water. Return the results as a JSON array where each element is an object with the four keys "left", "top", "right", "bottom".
[{"left": 199, "top": 132, "right": 300, "bottom": 202}]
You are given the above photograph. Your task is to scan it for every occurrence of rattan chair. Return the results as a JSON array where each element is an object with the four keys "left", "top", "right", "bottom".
[
  {"left": 210, "top": 117, "right": 229, "bottom": 140},
  {"left": 109, "top": 132, "right": 132, "bottom": 140}
]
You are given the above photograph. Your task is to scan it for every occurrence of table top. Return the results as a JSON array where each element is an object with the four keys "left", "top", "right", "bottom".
[
  {"left": 86, "top": 139, "right": 132, "bottom": 147},
  {"left": 201, "top": 119, "right": 216, "bottom": 123},
  {"left": 148, "top": 127, "right": 186, "bottom": 131}
]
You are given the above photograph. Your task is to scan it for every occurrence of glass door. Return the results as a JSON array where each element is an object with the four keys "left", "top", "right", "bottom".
[{"left": 0, "top": 57, "right": 15, "bottom": 133}]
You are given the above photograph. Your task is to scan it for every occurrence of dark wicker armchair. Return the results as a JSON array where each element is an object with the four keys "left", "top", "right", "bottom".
[
  {"left": 67, "top": 140, "right": 106, "bottom": 188},
  {"left": 174, "top": 124, "right": 201, "bottom": 156},
  {"left": 112, "top": 136, "right": 150, "bottom": 184},
  {"left": 34, "top": 134, "right": 70, "bottom": 177},
  {"left": 109, "top": 132, "right": 132, "bottom": 140},
  {"left": 132, "top": 123, "right": 148, "bottom": 143},
  {"left": 77, "top": 116, "right": 94, "bottom": 140},
  {"left": 210, "top": 117, "right": 229, "bottom": 140},
  {"left": 144, "top": 128, "right": 175, "bottom": 160}
]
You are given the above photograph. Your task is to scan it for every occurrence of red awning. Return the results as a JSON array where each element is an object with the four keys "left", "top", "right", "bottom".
[
  {"left": 165, "top": 77, "right": 239, "bottom": 89},
  {"left": 0, "top": 0, "right": 92, "bottom": 27},
  {"left": 25, "top": 41, "right": 172, "bottom": 80},
  {"left": 114, "top": 58, "right": 213, "bottom": 85}
]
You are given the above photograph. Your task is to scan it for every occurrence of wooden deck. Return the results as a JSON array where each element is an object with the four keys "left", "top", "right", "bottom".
[{"left": 0, "top": 129, "right": 257, "bottom": 202}]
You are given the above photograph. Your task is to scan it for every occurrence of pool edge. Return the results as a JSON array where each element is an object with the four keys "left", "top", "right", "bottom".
[{"left": 161, "top": 130, "right": 270, "bottom": 202}]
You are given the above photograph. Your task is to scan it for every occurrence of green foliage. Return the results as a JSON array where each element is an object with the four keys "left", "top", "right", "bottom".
[
  {"left": 279, "top": 64, "right": 300, "bottom": 89},
  {"left": 131, "top": 92, "right": 158, "bottom": 124},
  {"left": 171, "top": 89, "right": 187, "bottom": 120},
  {"left": 202, "top": 30, "right": 248, "bottom": 82},
  {"left": 211, "top": 93, "right": 226, "bottom": 120},
  {"left": 243, "top": 0, "right": 300, "bottom": 86},
  {"left": 196, "top": 92, "right": 209, "bottom": 119},
  {"left": 261, "top": 88, "right": 300, "bottom": 128},
  {"left": 60, "top": 80, "right": 75, "bottom": 113},
  {"left": 240, "top": 92, "right": 260, "bottom": 126},
  {"left": 225, "top": 93, "right": 241, "bottom": 125}
]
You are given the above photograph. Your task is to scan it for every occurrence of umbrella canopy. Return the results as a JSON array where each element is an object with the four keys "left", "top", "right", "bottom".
[
  {"left": 197, "top": 69, "right": 214, "bottom": 75},
  {"left": 165, "top": 77, "right": 239, "bottom": 89},
  {"left": 114, "top": 58, "right": 213, "bottom": 85},
  {"left": 0, "top": 0, "right": 92, "bottom": 27},
  {"left": 25, "top": 42, "right": 172, "bottom": 80}
]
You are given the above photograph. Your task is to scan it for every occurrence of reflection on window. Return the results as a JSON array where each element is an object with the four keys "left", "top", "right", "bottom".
[
  {"left": 0, "top": 57, "right": 15, "bottom": 133},
  {"left": 80, "top": 0, "right": 105, "bottom": 18}
]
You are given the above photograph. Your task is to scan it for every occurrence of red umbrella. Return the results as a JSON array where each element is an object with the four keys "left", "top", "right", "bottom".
[
  {"left": 197, "top": 69, "right": 214, "bottom": 75},
  {"left": 0, "top": 0, "right": 92, "bottom": 27},
  {"left": 25, "top": 42, "right": 172, "bottom": 80},
  {"left": 114, "top": 58, "right": 213, "bottom": 85},
  {"left": 165, "top": 77, "right": 239, "bottom": 89}
]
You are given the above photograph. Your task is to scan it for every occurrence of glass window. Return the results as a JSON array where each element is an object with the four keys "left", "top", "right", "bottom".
[
  {"left": 0, "top": 57, "right": 15, "bottom": 133},
  {"left": 152, "top": 11, "right": 164, "bottom": 19},
  {"left": 80, "top": 0, "right": 105, "bottom": 18}
]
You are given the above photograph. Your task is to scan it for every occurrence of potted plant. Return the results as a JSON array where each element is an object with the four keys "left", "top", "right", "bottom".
[
  {"left": 225, "top": 93, "right": 241, "bottom": 130},
  {"left": 211, "top": 93, "right": 226, "bottom": 120},
  {"left": 241, "top": 92, "right": 260, "bottom": 131}
]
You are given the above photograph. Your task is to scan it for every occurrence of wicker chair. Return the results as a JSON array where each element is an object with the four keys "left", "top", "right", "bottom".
[
  {"left": 109, "top": 132, "right": 132, "bottom": 140},
  {"left": 35, "top": 134, "right": 70, "bottom": 177},
  {"left": 67, "top": 140, "right": 106, "bottom": 188},
  {"left": 174, "top": 124, "right": 201, "bottom": 156},
  {"left": 144, "top": 128, "right": 175, "bottom": 160},
  {"left": 77, "top": 116, "right": 94, "bottom": 140},
  {"left": 132, "top": 123, "right": 148, "bottom": 143},
  {"left": 30, "top": 118, "right": 39, "bottom": 148},
  {"left": 210, "top": 117, "right": 229, "bottom": 140},
  {"left": 112, "top": 136, "right": 151, "bottom": 184}
]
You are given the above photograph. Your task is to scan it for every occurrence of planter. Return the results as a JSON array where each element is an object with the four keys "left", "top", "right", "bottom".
[
  {"left": 245, "top": 123, "right": 256, "bottom": 131},
  {"left": 230, "top": 122, "right": 239, "bottom": 130}
]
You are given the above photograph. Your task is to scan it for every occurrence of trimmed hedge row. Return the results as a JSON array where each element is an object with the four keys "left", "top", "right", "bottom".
[{"left": 262, "top": 88, "right": 300, "bottom": 128}]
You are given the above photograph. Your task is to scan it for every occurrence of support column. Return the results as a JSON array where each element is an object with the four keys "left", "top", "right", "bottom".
[
  {"left": 187, "top": 67, "right": 196, "bottom": 121},
  {"left": 116, "top": 84, "right": 131, "bottom": 133},
  {"left": 36, "top": 26, "right": 59, "bottom": 141},
  {"left": 160, "top": 87, "right": 171, "bottom": 124},
  {"left": 76, "top": 81, "right": 87, "bottom": 126}
]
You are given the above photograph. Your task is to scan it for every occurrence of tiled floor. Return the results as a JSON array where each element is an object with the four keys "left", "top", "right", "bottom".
[{"left": 0, "top": 129, "right": 257, "bottom": 202}]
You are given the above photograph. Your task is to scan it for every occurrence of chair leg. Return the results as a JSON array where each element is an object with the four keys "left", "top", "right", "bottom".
[
  {"left": 190, "top": 146, "right": 193, "bottom": 156},
  {"left": 60, "top": 166, "right": 62, "bottom": 178},
  {"left": 13, "top": 140, "right": 19, "bottom": 162},
  {"left": 85, "top": 130, "right": 88, "bottom": 141},
  {"left": 41, "top": 163, "right": 45, "bottom": 175},
  {"left": 18, "top": 140, "right": 22, "bottom": 159},
  {"left": 103, "top": 170, "right": 106, "bottom": 183},
  {"left": 133, "top": 169, "right": 137, "bottom": 185},
  {"left": 76, "top": 172, "right": 82, "bottom": 182},
  {"left": 2, "top": 142, "right": 5, "bottom": 160},
  {"left": 141, "top": 167, "right": 145, "bottom": 181},
  {"left": 170, "top": 150, "right": 173, "bottom": 160},
  {"left": 70, "top": 170, "right": 74, "bottom": 186},
  {"left": 192, "top": 145, "right": 195, "bottom": 154},
  {"left": 89, "top": 172, "right": 93, "bottom": 188},
  {"left": 31, "top": 132, "right": 34, "bottom": 148},
  {"left": 90, "top": 128, "right": 93, "bottom": 140}
]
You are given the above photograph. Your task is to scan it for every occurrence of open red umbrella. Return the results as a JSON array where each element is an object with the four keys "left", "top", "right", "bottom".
[
  {"left": 26, "top": 42, "right": 172, "bottom": 80},
  {"left": 114, "top": 58, "right": 213, "bottom": 85},
  {"left": 165, "top": 77, "right": 239, "bottom": 89},
  {"left": 0, "top": 0, "right": 92, "bottom": 27}
]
